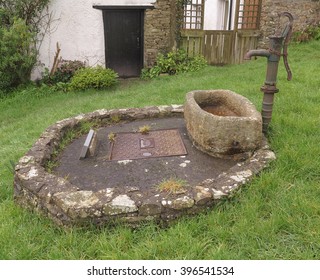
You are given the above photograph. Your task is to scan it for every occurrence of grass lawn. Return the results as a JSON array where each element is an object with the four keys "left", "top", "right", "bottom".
[{"left": 0, "top": 40, "right": 319, "bottom": 260}]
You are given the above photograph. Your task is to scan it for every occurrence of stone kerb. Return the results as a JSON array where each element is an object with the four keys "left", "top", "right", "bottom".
[{"left": 13, "top": 105, "right": 276, "bottom": 227}]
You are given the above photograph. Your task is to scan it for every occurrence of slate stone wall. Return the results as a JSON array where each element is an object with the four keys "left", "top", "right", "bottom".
[
  {"left": 259, "top": 0, "right": 320, "bottom": 47},
  {"left": 143, "top": 0, "right": 320, "bottom": 64}
]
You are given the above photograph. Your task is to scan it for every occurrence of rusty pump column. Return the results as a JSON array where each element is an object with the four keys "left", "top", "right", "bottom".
[{"left": 244, "top": 12, "right": 293, "bottom": 134}]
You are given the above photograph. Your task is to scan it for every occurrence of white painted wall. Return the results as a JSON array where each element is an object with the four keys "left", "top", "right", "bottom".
[
  {"left": 34, "top": 0, "right": 238, "bottom": 79},
  {"left": 33, "top": 0, "right": 155, "bottom": 79},
  {"left": 203, "top": 0, "right": 236, "bottom": 30}
]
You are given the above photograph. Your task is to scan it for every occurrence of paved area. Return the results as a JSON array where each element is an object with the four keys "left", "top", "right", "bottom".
[{"left": 54, "top": 117, "right": 239, "bottom": 193}]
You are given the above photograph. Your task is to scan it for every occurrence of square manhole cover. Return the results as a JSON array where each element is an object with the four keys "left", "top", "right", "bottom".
[{"left": 109, "top": 129, "right": 187, "bottom": 160}]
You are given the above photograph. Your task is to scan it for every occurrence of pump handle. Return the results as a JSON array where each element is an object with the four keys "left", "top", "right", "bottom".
[{"left": 280, "top": 12, "right": 294, "bottom": 81}]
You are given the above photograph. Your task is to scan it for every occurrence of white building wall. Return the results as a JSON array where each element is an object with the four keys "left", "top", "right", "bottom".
[
  {"left": 203, "top": 0, "right": 236, "bottom": 30},
  {"left": 33, "top": 0, "right": 155, "bottom": 79}
]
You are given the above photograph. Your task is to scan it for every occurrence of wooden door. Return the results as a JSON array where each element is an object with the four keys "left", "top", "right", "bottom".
[{"left": 103, "top": 10, "right": 144, "bottom": 77}]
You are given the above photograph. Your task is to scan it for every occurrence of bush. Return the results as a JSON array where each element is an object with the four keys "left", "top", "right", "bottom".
[
  {"left": 69, "top": 66, "right": 118, "bottom": 91},
  {"left": 43, "top": 59, "right": 86, "bottom": 85},
  {"left": 0, "top": 0, "right": 50, "bottom": 33},
  {"left": 0, "top": 1, "right": 50, "bottom": 92},
  {"left": 0, "top": 18, "right": 36, "bottom": 91},
  {"left": 292, "top": 23, "right": 320, "bottom": 43},
  {"left": 141, "top": 49, "right": 207, "bottom": 79}
]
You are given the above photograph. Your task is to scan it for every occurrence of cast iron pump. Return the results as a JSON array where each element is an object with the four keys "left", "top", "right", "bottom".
[{"left": 244, "top": 12, "right": 294, "bottom": 133}]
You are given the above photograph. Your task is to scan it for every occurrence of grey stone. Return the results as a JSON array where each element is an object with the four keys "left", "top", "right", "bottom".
[
  {"left": 103, "top": 195, "right": 138, "bottom": 216},
  {"left": 168, "top": 196, "right": 195, "bottom": 210},
  {"left": 194, "top": 186, "right": 213, "bottom": 205},
  {"left": 54, "top": 191, "right": 99, "bottom": 210},
  {"left": 184, "top": 90, "right": 262, "bottom": 160},
  {"left": 140, "top": 200, "right": 162, "bottom": 216}
]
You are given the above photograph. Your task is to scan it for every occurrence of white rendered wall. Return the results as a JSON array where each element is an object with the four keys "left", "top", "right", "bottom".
[
  {"left": 33, "top": 0, "right": 155, "bottom": 79},
  {"left": 203, "top": 0, "right": 236, "bottom": 30}
]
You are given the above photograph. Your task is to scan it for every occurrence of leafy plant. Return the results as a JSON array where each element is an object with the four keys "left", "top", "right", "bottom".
[
  {"left": 0, "top": 18, "right": 37, "bottom": 91},
  {"left": 0, "top": 0, "right": 50, "bottom": 33},
  {"left": 53, "top": 82, "right": 69, "bottom": 92},
  {"left": 44, "top": 60, "right": 86, "bottom": 85},
  {"left": 175, "top": 0, "right": 192, "bottom": 44},
  {"left": 141, "top": 49, "right": 207, "bottom": 79},
  {"left": 0, "top": 0, "right": 50, "bottom": 92},
  {"left": 69, "top": 66, "right": 118, "bottom": 91},
  {"left": 292, "top": 23, "right": 320, "bottom": 43}
]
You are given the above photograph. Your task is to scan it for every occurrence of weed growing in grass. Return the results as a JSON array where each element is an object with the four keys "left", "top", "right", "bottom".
[{"left": 44, "top": 120, "right": 98, "bottom": 172}]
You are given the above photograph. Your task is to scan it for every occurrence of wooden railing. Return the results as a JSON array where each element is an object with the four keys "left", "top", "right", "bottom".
[{"left": 181, "top": 29, "right": 260, "bottom": 65}]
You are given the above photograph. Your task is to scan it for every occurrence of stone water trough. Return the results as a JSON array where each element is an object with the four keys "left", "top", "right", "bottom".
[
  {"left": 184, "top": 90, "right": 262, "bottom": 160},
  {"left": 13, "top": 93, "right": 275, "bottom": 227}
]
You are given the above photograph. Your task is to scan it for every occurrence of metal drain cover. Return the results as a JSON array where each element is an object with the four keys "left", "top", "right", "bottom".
[{"left": 109, "top": 129, "right": 187, "bottom": 160}]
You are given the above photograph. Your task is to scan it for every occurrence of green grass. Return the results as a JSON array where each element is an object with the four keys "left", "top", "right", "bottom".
[{"left": 1, "top": 40, "right": 320, "bottom": 260}]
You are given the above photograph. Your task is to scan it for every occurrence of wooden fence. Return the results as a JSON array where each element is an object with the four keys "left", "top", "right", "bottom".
[{"left": 181, "top": 30, "right": 260, "bottom": 65}]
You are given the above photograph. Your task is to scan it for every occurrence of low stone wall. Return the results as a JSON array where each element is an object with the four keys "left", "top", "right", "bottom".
[
  {"left": 259, "top": 0, "right": 320, "bottom": 47},
  {"left": 14, "top": 105, "right": 276, "bottom": 227}
]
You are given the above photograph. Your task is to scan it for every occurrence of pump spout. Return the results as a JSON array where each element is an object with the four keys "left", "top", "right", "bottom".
[{"left": 244, "top": 49, "right": 271, "bottom": 60}]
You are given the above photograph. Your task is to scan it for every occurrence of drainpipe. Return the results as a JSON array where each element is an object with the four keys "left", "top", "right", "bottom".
[
  {"left": 228, "top": 0, "right": 233, "bottom": 30},
  {"left": 244, "top": 12, "right": 294, "bottom": 134}
]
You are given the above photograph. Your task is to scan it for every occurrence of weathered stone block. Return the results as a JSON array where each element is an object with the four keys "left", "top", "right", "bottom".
[
  {"left": 184, "top": 90, "right": 262, "bottom": 160},
  {"left": 166, "top": 196, "right": 195, "bottom": 210},
  {"left": 140, "top": 199, "right": 162, "bottom": 216},
  {"left": 194, "top": 186, "right": 213, "bottom": 205},
  {"left": 103, "top": 195, "right": 138, "bottom": 216}
]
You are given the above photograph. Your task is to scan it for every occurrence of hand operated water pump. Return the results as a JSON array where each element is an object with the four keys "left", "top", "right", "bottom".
[{"left": 245, "top": 12, "right": 294, "bottom": 133}]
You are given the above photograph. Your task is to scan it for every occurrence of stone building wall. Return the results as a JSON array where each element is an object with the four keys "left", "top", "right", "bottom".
[
  {"left": 144, "top": 0, "right": 177, "bottom": 67},
  {"left": 143, "top": 0, "right": 320, "bottom": 65},
  {"left": 259, "top": 0, "right": 320, "bottom": 47}
]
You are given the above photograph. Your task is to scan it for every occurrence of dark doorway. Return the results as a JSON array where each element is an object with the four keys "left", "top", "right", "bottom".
[{"left": 103, "top": 10, "right": 144, "bottom": 77}]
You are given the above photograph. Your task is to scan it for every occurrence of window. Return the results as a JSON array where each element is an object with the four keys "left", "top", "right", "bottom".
[
  {"left": 183, "top": 0, "right": 204, "bottom": 30},
  {"left": 237, "top": 0, "right": 261, "bottom": 30}
]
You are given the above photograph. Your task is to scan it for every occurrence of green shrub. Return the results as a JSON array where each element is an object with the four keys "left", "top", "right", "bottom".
[
  {"left": 43, "top": 59, "right": 86, "bottom": 85},
  {"left": 0, "top": 0, "right": 50, "bottom": 33},
  {"left": 0, "top": 18, "right": 36, "bottom": 91},
  {"left": 141, "top": 49, "right": 207, "bottom": 79},
  {"left": 292, "top": 23, "right": 320, "bottom": 43},
  {"left": 69, "top": 66, "right": 118, "bottom": 91},
  {"left": 0, "top": 0, "right": 50, "bottom": 92}
]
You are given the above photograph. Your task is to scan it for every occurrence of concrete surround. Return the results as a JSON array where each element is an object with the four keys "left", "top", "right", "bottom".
[{"left": 14, "top": 105, "right": 276, "bottom": 227}]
